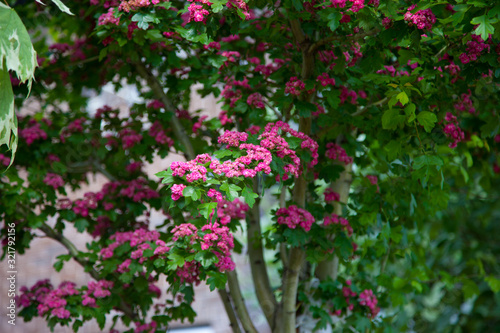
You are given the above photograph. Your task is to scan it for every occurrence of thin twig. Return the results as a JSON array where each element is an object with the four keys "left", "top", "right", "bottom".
[{"left": 352, "top": 97, "right": 388, "bottom": 117}]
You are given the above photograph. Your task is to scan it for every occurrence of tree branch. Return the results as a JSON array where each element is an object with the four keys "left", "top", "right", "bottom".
[
  {"left": 226, "top": 270, "right": 258, "bottom": 333},
  {"left": 133, "top": 61, "right": 196, "bottom": 160},
  {"left": 218, "top": 288, "right": 243, "bottom": 333},
  {"left": 351, "top": 97, "right": 388, "bottom": 117},
  {"left": 247, "top": 178, "right": 277, "bottom": 328},
  {"left": 309, "top": 28, "right": 380, "bottom": 53}
]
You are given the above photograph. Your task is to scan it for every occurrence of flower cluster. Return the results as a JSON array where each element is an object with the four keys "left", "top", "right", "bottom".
[
  {"left": 100, "top": 228, "right": 164, "bottom": 264},
  {"left": 192, "top": 115, "right": 208, "bottom": 133},
  {"left": 261, "top": 121, "right": 319, "bottom": 170},
  {"left": 285, "top": 77, "right": 306, "bottom": 96},
  {"left": 325, "top": 143, "right": 353, "bottom": 164},
  {"left": 459, "top": 34, "right": 490, "bottom": 64},
  {"left": 98, "top": 8, "right": 120, "bottom": 26},
  {"left": 120, "top": 128, "right": 143, "bottom": 149},
  {"left": 172, "top": 223, "right": 198, "bottom": 242},
  {"left": 188, "top": 3, "right": 209, "bottom": 23},
  {"left": 18, "top": 280, "right": 78, "bottom": 319},
  {"left": 200, "top": 221, "right": 235, "bottom": 272},
  {"left": 329, "top": 0, "right": 366, "bottom": 12},
  {"left": 43, "top": 173, "right": 65, "bottom": 189},
  {"left": 82, "top": 280, "right": 114, "bottom": 307},
  {"left": 366, "top": 175, "right": 380, "bottom": 192},
  {"left": 359, "top": 289, "right": 380, "bottom": 318},
  {"left": 176, "top": 261, "right": 201, "bottom": 285},
  {"left": 404, "top": 5, "right": 436, "bottom": 30},
  {"left": 135, "top": 320, "right": 158, "bottom": 333},
  {"left": 218, "top": 130, "right": 248, "bottom": 147},
  {"left": 255, "top": 58, "right": 286, "bottom": 77},
  {"left": 317, "top": 73, "right": 336, "bottom": 87},
  {"left": 19, "top": 121, "right": 48, "bottom": 146},
  {"left": 149, "top": 121, "right": 174, "bottom": 146},
  {"left": 0, "top": 153, "right": 11, "bottom": 167},
  {"left": 171, "top": 184, "right": 187, "bottom": 201},
  {"left": 276, "top": 205, "right": 315, "bottom": 232},
  {"left": 247, "top": 92, "right": 266, "bottom": 109},
  {"left": 217, "top": 198, "right": 249, "bottom": 225},
  {"left": 171, "top": 155, "right": 210, "bottom": 182},
  {"left": 118, "top": 0, "right": 162, "bottom": 13},
  {"left": 344, "top": 42, "right": 363, "bottom": 67},
  {"left": 324, "top": 188, "right": 340, "bottom": 202},
  {"left": 443, "top": 112, "right": 465, "bottom": 148},
  {"left": 339, "top": 85, "right": 359, "bottom": 105},
  {"left": 324, "top": 213, "right": 353, "bottom": 236},
  {"left": 212, "top": 143, "right": 272, "bottom": 178}
]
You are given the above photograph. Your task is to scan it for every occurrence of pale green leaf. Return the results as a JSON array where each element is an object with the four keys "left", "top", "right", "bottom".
[
  {"left": 0, "top": 3, "right": 37, "bottom": 86},
  {"left": 48, "top": 0, "right": 73, "bottom": 15},
  {"left": 0, "top": 68, "right": 16, "bottom": 168}
]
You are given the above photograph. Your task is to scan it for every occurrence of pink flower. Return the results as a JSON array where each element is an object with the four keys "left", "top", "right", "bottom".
[
  {"left": 0, "top": 154, "right": 11, "bottom": 167},
  {"left": 276, "top": 205, "right": 315, "bottom": 231},
  {"left": 404, "top": 5, "right": 436, "bottom": 30},
  {"left": 325, "top": 143, "right": 353, "bottom": 164},
  {"left": 19, "top": 122, "right": 47, "bottom": 145},
  {"left": 317, "top": 73, "right": 336, "bottom": 87},
  {"left": 247, "top": 93, "right": 265, "bottom": 109},
  {"left": 285, "top": 76, "right": 306, "bottom": 96},
  {"left": 171, "top": 184, "right": 186, "bottom": 201},
  {"left": 98, "top": 8, "right": 120, "bottom": 26},
  {"left": 324, "top": 188, "right": 340, "bottom": 202},
  {"left": 188, "top": 3, "right": 209, "bottom": 23}
]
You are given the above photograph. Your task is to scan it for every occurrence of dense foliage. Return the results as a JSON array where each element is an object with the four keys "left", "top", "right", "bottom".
[{"left": 1, "top": 0, "right": 500, "bottom": 332}]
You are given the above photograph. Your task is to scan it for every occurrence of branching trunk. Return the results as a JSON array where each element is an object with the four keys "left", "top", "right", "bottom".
[
  {"left": 226, "top": 270, "right": 259, "bottom": 333},
  {"left": 247, "top": 178, "right": 277, "bottom": 328}
]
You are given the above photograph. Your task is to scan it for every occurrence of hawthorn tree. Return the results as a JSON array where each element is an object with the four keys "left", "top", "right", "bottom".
[{"left": 1, "top": 0, "right": 500, "bottom": 332}]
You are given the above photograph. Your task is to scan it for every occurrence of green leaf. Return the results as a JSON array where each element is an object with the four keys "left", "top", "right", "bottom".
[
  {"left": 485, "top": 276, "right": 500, "bottom": 293},
  {"left": 194, "top": 251, "right": 217, "bottom": 268},
  {"left": 153, "top": 258, "right": 165, "bottom": 268},
  {"left": 327, "top": 12, "right": 341, "bottom": 32},
  {"left": 207, "top": 55, "right": 227, "bottom": 68},
  {"left": 74, "top": 218, "right": 89, "bottom": 233},
  {"left": 214, "top": 149, "right": 235, "bottom": 159},
  {"left": 131, "top": 13, "right": 160, "bottom": 30},
  {"left": 211, "top": 0, "right": 227, "bottom": 12},
  {"left": 413, "top": 155, "right": 443, "bottom": 170},
  {"left": 241, "top": 186, "right": 258, "bottom": 208},
  {"left": 145, "top": 29, "right": 164, "bottom": 41},
  {"left": 220, "top": 183, "right": 240, "bottom": 201},
  {"left": 405, "top": 103, "right": 416, "bottom": 123},
  {"left": 471, "top": 15, "right": 495, "bottom": 41},
  {"left": 198, "top": 202, "right": 218, "bottom": 219},
  {"left": 417, "top": 111, "right": 437, "bottom": 132},
  {"left": 0, "top": 68, "right": 16, "bottom": 168},
  {"left": 168, "top": 252, "right": 185, "bottom": 270},
  {"left": 462, "top": 279, "right": 479, "bottom": 299},
  {"left": 206, "top": 271, "right": 227, "bottom": 291},
  {"left": 39, "top": 0, "right": 73, "bottom": 15},
  {"left": 183, "top": 186, "right": 195, "bottom": 198},
  {"left": 382, "top": 109, "right": 406, "bottom": 130},
  {"left": 0, "top": 3, "right": 38, "bottom": 164},
  {"left": 396, "top": 91, "right": 409, "bottom": 105}
]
